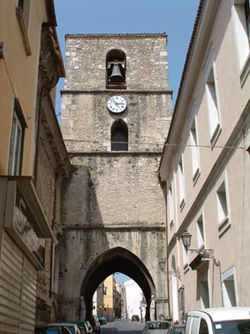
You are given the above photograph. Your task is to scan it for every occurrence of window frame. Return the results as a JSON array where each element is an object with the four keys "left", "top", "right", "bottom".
[
  {"left": 182, "top": 242, "right": 189, "bottom": 270},
  {"left": 189, "top": 115, "right": 201, "bottom": 185},
  {"left": 177, "top": 154, "right": 186, "bottom": 210},
  {"left": 196, "top": 213, "right": 205, "bottom": 249},
  {"left": 221, "top": 267, "right": 238, "bottom": 307},
  {"left": 204, "top": 47, "right": 221, "bottom": 148},
  {"left": 199, "top": 270, "right": 210, "bottom": 308},
  {"left": 8, "top": 100, "right": 26, "bottom": 176},
  {"left": 110, "top": 119, "right": 128, "bottom": 151},
  {"left": 167, "top": 176, "right": 174, "bottom": 228},
  {"left": 232, "top": 0, "right": 250, "bottom": 84},
  {"left": 215, "top": 176, "right": 231, "bottom": 236},
  {"left": 16, "top": 0, "right": 31, "bottom": 56}
]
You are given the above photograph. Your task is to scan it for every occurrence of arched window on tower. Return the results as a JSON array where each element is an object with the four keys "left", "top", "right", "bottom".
[
  {"left": 111, "top": 119, "right": 128, "bottom": 151},
  {"left": 106, "top": 49, "right": 126, "bottom": 89}
]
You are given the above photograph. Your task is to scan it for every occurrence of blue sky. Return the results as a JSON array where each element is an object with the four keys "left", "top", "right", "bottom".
[
  {"left": 54, "top": 0, "right": 200, "bottom": 116},
  {"left": 53, "top": 1, "right": 200, "bottom": 284}
]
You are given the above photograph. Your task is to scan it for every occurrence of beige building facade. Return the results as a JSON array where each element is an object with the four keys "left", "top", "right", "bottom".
[
  {"left": 103, "top": 275, "right": 116, "bottom": 321},
  {"left": 0, "top": 1, "right": 70, "bottom": 332},
  {"left": 159, "top": 0, "right": 250, "bottom": 323}
]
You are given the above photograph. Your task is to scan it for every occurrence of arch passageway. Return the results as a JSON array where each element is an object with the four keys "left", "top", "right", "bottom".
[{"left": 81, "top": 247, "right": 156, "bottom": 321}]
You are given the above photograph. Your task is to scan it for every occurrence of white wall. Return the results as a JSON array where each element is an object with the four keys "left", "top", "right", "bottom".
[{"left": 124, "top": 280, "right": 144, "bottom": 320}]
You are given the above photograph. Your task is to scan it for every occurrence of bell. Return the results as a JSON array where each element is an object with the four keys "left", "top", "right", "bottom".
[{"left": 110, "top": 63, "right": 123, "bottom": 82}]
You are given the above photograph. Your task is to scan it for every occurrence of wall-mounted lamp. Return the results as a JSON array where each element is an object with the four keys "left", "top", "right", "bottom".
[
  {"left": 159, "top": 258, "right": 180, "bottom": 278},
  {"left": 181, "top": 230, "right": 220, "bottom": 266}
]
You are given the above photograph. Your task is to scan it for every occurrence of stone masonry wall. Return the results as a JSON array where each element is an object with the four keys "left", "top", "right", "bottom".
[
  {"left": 59, "top": 34, "right": 172, "bottom": 321},
  {"left": 61, "top": 154, "right": 165, "bottom": 227},
  {"left": 61, "top": 92, "right": 172, "bottom": 152},
  {"left": 64, "top": 34, "right": 169, "bottom": 90}
]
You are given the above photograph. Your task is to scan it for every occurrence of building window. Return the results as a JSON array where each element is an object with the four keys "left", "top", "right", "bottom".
[
  {"left": 178, "top": 155, "right": 185, "bottom": 209},
  {"left": 246, "top": 0, "right": 250, "bottom": 38},
  {"left": 168, "top": 177, "right": 174, "bottom": 228},
  {"left": 111, "top": 119, "right": 128, "bottom": 151},
  {"left": 206, "top": 65, "right": 221, "bottom": 146},
  {"left": 16, "top": 0, "right": 31, "bottom": 55},
  {"left": 216, "top": 180, "right": 230, "bottom": 235},
  {"left": 221, "top": 267, "right": 238, "bottom": 306},
  {"left": 199, "top": 270, "right": 210, "bottom": 308},
  {"left": 106, "top": 49, "right": 126, "bottom": 89},
  {"left": 17, "top": 0, "right": 30, "bottom": 30},
  {"left": 8, "top": 100, "right": 25, "bottom": 176},
  {"left": 190, "top": 118, "right": 200, "bottom": 184},
  {"left": 233, "top": 0, "right": 250, "bottom": 78},
  {"left": 182, "top": 243, "right": 188, "bottom": 269},
  {"left": 196, "top": 214, "right": 205, "bottom": 249}
]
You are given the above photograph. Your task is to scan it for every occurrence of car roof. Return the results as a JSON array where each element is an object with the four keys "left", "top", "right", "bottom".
[
  {"left": 188, "top": 307, "right": 250, "bottom": 322},
  {"left": 147, "top": 321, "right": 170, "bottom": 323},
  {"left": 48, "top": 323, "right": 77, "bottom": 326}
]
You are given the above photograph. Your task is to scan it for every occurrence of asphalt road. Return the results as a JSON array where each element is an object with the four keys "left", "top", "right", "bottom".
[{"left": 100, "top": 320, "right": 145, "bottom": 334}]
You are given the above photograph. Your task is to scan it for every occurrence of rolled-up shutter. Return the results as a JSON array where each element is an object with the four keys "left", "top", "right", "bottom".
[{"left": 0, "top": 231, "right": 37, "bottom": 334}]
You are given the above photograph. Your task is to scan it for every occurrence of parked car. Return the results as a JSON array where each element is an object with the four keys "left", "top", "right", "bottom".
[
  {"left": 143, "top": 321, "right": 171, "bottom": 334},
  {"left": 69, "top": 321, "right": 89, "bottom": 334},
  {"left": 168, "top": 325, "right": 185, "bottom": 334},
  {"left": 99, "top": 316, "right": 107, "bottom": 325},
  {"left": 35, "top": 326, "right": 71, "bottom": 334},
  {"left": 92, "top": 315, "right": 101, "bottom": 334},
  {"left": 185, "top": 307, "right": 250, "bottom": 334},
  {"left": 83, "top": 320, "right": 94, "bottom": 334},
  {"left": 48, "top": 323, "right": 81, "bottom": 334},
  {"left": 131, "top": 315, "right": 140, "bottom": 321}
]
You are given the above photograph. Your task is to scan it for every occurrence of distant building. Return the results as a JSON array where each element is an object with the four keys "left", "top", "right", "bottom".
[
  {"left": 159, "top": 0, "right": 250, "bottom": 323},
  {"left": 123, "top": 280, "right": 145, "bottom": 320},
  {"left": 93, "top": 283, "right": 105, "bottom": 318},
  {"left": 114, "top": 283, "right": 122, "bottom": 318}
]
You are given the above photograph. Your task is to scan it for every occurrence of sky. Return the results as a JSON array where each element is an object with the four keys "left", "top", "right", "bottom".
[
  {"left": 53, "top": 1, "right": 200, "bottom": 285},
  {"left": 54, "top": 0, "right": 200, "bottom": 116}
]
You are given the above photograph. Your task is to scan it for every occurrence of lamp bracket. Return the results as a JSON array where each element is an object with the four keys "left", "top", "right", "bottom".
[{"left": 188, "top": 248, "right": 214, "bottom": 258}]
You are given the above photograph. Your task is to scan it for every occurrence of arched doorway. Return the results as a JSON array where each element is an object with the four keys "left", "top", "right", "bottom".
[{"left": 81, "top": 247, "right": 156, "bottom": 321}]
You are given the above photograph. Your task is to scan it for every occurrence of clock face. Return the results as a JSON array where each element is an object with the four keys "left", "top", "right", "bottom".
[{"left": 107, "top": 96, "right": 127, "bottom": 113}]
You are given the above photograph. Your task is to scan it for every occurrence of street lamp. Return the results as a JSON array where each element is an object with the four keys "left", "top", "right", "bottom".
[{"left": 181, "top": 230, "right": 220, "bottom": 265}]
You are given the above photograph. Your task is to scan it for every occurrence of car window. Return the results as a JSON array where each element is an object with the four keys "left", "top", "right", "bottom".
[
  {"left": 65, "top": 326, "right": 75, "bottom": 334},
  {"left": 47, "top": 328, "right": 61, "bottom": 334},
  {"left": 147, "top": 322, "right": 170, "bottom": 330},
  {"left": 199, "top": 319, "right": 209, "bottom": 334},
  {"left": 214, "top": 320, "right": 250, "bottom": 334}
]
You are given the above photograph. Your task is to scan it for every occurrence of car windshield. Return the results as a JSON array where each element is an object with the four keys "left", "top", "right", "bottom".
[
  {"left": 65, "top": 326, "right": 75, "bottom": 334},
  {"left": 214, "top": 320, "right": 250, "bottom": 334},
  {"left": 147, "top": 322, "right": 170, "bottom": 330}
]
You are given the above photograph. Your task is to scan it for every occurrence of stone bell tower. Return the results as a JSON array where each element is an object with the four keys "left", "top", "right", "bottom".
[{"left": 59, "top": 33, "right": 172, "bottom": 321}]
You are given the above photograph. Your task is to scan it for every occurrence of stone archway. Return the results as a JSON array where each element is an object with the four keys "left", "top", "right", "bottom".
[{"left": 81, "top": 247, "right": 156, "bottom": 321}]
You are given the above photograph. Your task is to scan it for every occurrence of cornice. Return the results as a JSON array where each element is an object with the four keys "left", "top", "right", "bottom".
[
  {"left": 62, "top": 224, "right": 166, "bottom": 231},
  {"left": 68, "top": 151, "right": 162, "bottom": 157},
  {"left": 61, "top": 89, "right": 172, "bottom": 95},
  {"left": 65, "top": 33, "right": 167, "bottom": 39}
]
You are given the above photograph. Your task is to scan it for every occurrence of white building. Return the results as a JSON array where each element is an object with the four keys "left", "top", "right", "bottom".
[
  {"left": 124, "top": 280, "right": 145, "bottom": 320},
  {"left": 159, "top": 0, "right": 249, "bottom": 324}
]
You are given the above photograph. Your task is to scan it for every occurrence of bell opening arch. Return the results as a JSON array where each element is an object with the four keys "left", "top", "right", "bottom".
[
  {"left": 81, "top": 247, "right": 156, "bottom": 321},
  {"left": 106, "top": 49, "right": 126, "bottom": 88}
]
